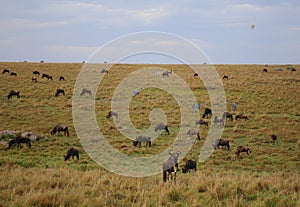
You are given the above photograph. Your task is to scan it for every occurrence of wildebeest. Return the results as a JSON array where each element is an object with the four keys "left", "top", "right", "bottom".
[
  {"left": 187, "top": 129, "right": 200, "bottom": 140},
  {"left": 162, "top": 70, "right": 172, "bottom": 77},
  {"left": 202, "top": 108, "right": 212, "bottom": 119},
  {"left": 7, "top": 90, "right": 20, "bottom": 99},
  {"left": 59, "top": 76, "right": 65, "bottom": 81},
  {"left": 236, "top": 146, "right": 251, "bottom": 157},
  {"left": 51, "top": 125, "right": 70, "bottom": 136},
  {"left": 132, "top": 89, "right": 140, "bottom": 97},
  {"left": 223, "top": 75, "right": 229, "bottom": 79},
  {"left": 106, "top": 111, "right": 118, "bottom": 119},
  {"left": 193, "top": 73, "right": 198, "bottom": 77},
  {"left": 33, "top": 71, "right": 40, "bottom": 76},
  {"left": 55, "top": 89, "right": 65, "bottom": 97},
  {"left": 80, "top": 88, "right": 92, "bottom": 96},
  {"left": 42, "top": 74, "right": 53, "bottom": 80},
  {"left": 213, "top": 116, "right": 224, "bottom": 126},
  {"left": 32, "top": 76, "right": 37, "bottom": 82},
  {"left": 263, "top": 68, "right": 268, "bottom": 73},
  {"left": 192, "top": 103, "right": 200, "bottom": 113},
  {"left": 235, "top": 114, "right": 249, "bottom": 120},
  {"left": 275, "top": 68, "right": 282, "bottom": 71},
  {"left": 2, "top": 69, "right": 9, "bottom": 74},
  {"left": 155, "top": 123, "right": 170, "bottom": 135},
  {"left": 8, "top": 137, "right": 31, "bottom": 149},
  {"left": 10, "top": 72, "right": 17, "bottom": 76},
  {"left": 64, "top": 148, "right": 79, "bottom": 161},
  {"left": 223, "top": 112, "right": 234, "bottom": 121},
  {"left": 133, "top": 135, "right": 151, "bottom": 147},
  {"left": 163, "top": 152, "right": 180, "bottom": 182},
  {"left": 182, "top": 159, "right": 197, "bottom": 173},
  {"left": 195, "top": 119, "right": 208, "bottom": 127},
  {"left": 101, "top": 69, "right": 108, "bottom": 73},
  {"left": 232, "top": 102, "right": 237, "bottom": 112},
  {"left": 213, "top": 138, "right": 230, "bottom": 150},
  {"left": 271, "top": 134, "right": 277, "bottom": 145}
]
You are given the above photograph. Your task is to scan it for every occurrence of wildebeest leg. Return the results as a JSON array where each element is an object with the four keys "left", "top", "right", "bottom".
[{"left": 58, "top": 131, "right": 62, "bottom": 136}]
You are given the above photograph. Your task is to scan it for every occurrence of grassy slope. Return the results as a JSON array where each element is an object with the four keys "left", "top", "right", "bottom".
[{"left": 0, "top": 62, "right": 299, "bottom": 207}]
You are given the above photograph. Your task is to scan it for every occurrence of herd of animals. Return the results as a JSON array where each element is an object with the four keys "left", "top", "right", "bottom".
[{"left": 0, "top": 65, "right": 289, "bottom": 183}]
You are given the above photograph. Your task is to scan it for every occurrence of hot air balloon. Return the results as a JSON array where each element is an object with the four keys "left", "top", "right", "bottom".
[{"left": 250, "top": 24, "right": 255, "bottom": 29}]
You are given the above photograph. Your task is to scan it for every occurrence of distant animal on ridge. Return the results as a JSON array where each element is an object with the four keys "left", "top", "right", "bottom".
[
  {"left": 263, "top": 68, "right": 268, "bottom": 73},
  {"left": 64, "top": 148, "right": 79, "bottom": 161},
  {"left": 51, "top": 125, "right": 70, "bottom": 136},
  {"left": 7, "top": 90, "right": 20, "bottom": 99}
]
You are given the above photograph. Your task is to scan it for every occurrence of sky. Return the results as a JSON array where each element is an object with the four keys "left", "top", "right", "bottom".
[{"left": 0, "top": 0, "right": 299, "bottom": 64}]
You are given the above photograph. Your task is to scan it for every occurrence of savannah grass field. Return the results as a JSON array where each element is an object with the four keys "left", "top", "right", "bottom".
[{"left": 0, "top": 62, "right": 299, "bottom": 207}]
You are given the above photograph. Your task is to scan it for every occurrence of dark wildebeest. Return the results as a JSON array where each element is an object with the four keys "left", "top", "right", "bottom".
[
  {"left": 263, "top": 68, "right": 268, "bottom": 73},
  {"left": 59, "top": 76, "right": 65, "bottom": 81},
  {"left": 195, "top": 119, "right": 208, "bottom": 127},
  {"left": 7, "top": 90, "right": 20, "bottom": 99},
  {"left": 202, "top": 108, "right": 212, "bottom": 119},
  {"left": 235, "top": 114, "right": 249, "bottom": 120},
  {"left": 42, "top": 74, "right": 53, "bottom": 80},
  {"left": 80, "top": 88, "right": 92, "bottom": 96},
  {"left": 55, "top": 89, "right": 65, "bottom": 97},
  {"left": 182, "top": 159, "right": 197, "bottom": 173},
  {"left": 155, "top": 123, "right": 170, "bottom": 135},
  {"left": 193, "top": 73, "right": 198, "bottom": 77},
  {"left": 271, "top": 134, "right": 277, "bottom": 145},
  {"left": 214, "top": 116, "right": 224, "bottom": 126},
  {"left": 51, "top": 125, "right": 70, "bottom": 136},
  {"left": 33, "top": 71, "right": 40, "bottom": 76},
  {"left": 8, "top": 138, "right": 31, "bottom": 149},
  {"left": 106, "top": 111, "right": 118, "bottom": 119},
  {"left": 2, "top": 69, "right": 9, "bottom": 74},
  {"left": 10, "top": 72, "right": 17, "bottom": 76},
  {"left": 64, "top": 148, "right": 79, "bottom": 161},
  {"left": 162, "top": 70, "right": 172, "bottom": 77},
  {"left": 223, "top": 112, "right": 234, "bottom": 121},
  {"left": 101, "top": 69, "right": 108, "bottom": 73},
  {"left": 187, "top": 129, "right": 200, "bottom": 140},
  {"left": 213, "top": 138, "right": 230, "bottom": 150},
  {"left": 236, "top": 146, "right": 251, "bottom": 157},
  {"left": 163, "top": 152, "right": 180, "bottom": 182},
  {"left": 133, "top": 135, "right": 151, "bottom": 147},
  {"left": 32, "top": 76, "right": 37, "bottom": 82},
  {"left": 223, "top": 75, "right": 229, "bottom": 79}
]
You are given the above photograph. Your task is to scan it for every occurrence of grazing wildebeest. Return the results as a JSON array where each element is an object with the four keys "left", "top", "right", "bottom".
[
  {"left": 106, "top": 111, "right": 118, "bottom": 119},
  {"left": 235, "top": 114, "right": 249, "bottom": 120},
  {"left": 214, "top": 116, "right": 224, "bottom": 126},
  {"left": 163, "top": 152, "right": 180, "bottom": 182},
  {"left": 192, "top": 103, "right": 200, "bottom": 113},
  {"left": 213, "top": 138, "right": 230, "bottom": 150},
  {"left": 223, "top": 75, "right": 229, "bottom": 79},
  {"left": 101, "top": 69, "right": 108, "bottom": 73},
  {"left": 263, "top": 68, "right": 268, "bottom": 73},
  {"left": 59, "top": 76, "right": 65, "bottom": 81},
  {"left": 132, "top": 89, "right": 140, "bottom": 97},
  {"left": 236, "top": 146, "right": 251, "bottom": 157},
  {"left": 202, "top": 108, "right": 212, "bottom": 119},
  {"left": 162, "top": 70, "right": 172, "bottom": 77},
  {"left": 187, "top": 129, "right": 200, "bottom": 140},
  {"left": 33, "top": 71, "right": 40, "bottom": 76},
  {"left": 51, "top": 125, "right": 69, "bottom": 136},
  {"left": 42, "top": 74, "right": 53, "bottom": 80},
  {"left": 275, "top": 68, "right": 282, "bottom": 71},
  {"left": 10, "top": 72, "right": 17, "bottom": 76},
  {"left": 80, "top": 88, "right": 92, "bottom": 96},
  {"left": 223, "top": 112, "right": 234, "bottom": 121},
  {"left": 182, "top": 159, "right": 197, "bottom": 173},
  {"left": 133, "top": 135, "right": 151, "bottom": 147},
  {"left": 193, "top": 73, "right": 198, "bottom": 77},
  {"left": 7, "top": 90, "right": 20, "bottom": 99},
  {"left": 232, "top": 102, "right": 237, "bottom": 112},
  {"left": 271, "top": 134, "right": 277, "bottom": 145},
  {"left": 32, "top": 76, "right": 37, "bottom": 82},
  {"left": 8, "top": 138, "right": 31, "bottom": 149},
  {"left": 55, "top": 89, "right": 65, "bottom": 97},
  {"left": 155, "top": 123, "right": 170, "bottom": 135},
  {"left": 195, "top": 119, "right": 208, "bottom": 127},
  {"left": 2, "top": 69, "right": 9, "bottom": 74},
  {"left": 64, "top": 148, "right": 79, "bottom": 161}
]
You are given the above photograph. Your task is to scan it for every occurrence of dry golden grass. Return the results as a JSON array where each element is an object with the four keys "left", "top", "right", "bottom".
[{"left": 0, "top": 62, "right": 299, "bottom": 206}]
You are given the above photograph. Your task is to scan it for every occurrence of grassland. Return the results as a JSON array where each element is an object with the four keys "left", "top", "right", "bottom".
[{"left": 0, "top": 62, "right": 299, "bottom": 207}]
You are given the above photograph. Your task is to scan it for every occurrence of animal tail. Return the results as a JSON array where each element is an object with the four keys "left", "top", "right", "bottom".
[{"left": 163, "top": 171, "right": 167, "bottom": 182}]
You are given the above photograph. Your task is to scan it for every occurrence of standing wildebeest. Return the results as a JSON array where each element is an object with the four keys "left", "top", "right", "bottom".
[
  {"left": 193, "top": 73, "right": 198, "bottom": 77},
  {"left": 232, "top": 102, "right": 237, "bottom": 112},
  {"left": 214, "top": 116, "right": 224, "bottom": 126},
  {"left": 32, "top": 76, "right": 37, "bottom": 82},
  {"left": 271, "top": 134, "right": 277, "bottom": 145},
  {"left": 10, "top": 72, "right": 17, "bottom": 76},
  {"left": 223, "top": 112, "right": 234, "bottom": 121},
  {"left": 263, "top": 68, "right": 268, "bottom": 73},
  {"left": 155, "top": 123, "right": 170, "bottom": 135},
  {"left": 8, "top": 137, "right": 31, "bottom": 149},
  {"left": 101, "top": 69, "right": 108, "bottom": 73},
  {"left": 213, "top": 138, "right": 230, "bottom": 150},
  {"left": 182, "top": 159, "right": 197, "bottom": 173},
  {"left": 133, "top": 135, "right": 151, "bottom": 147},
  {"left": 195, "top": 119, "right": 208, "bottom": 127},
  {"left": 223, "top": 75, "right": 229, "bottom": 79},
  {"left": 55, "top": 89, "right": 65, "bottom": 97},
  {"left": 2, "top": 69, "right": 9, "bottom": 74},
  {"left": 33, "top": 71, "right": 40, "bottom": 76},
  {"left": 187, "top": 129, "right": 200, "bottom": 140},
  {"left": 163, "top": 152, "right": 180, "bottom": 182},
  {"left": 51, "top": 125, "right": 70, "bottom": 136},
  {"left": 7, "top": 90, "right": 20, "bottom": 99},
  {"left": 235, "top": 114, "right": 249, "bottom": 120},
  {"left": 64, "top": 148, "right": 79, "bottom": 161},
  {"left": 42, "top": 73, "right": 53, "bottom": 80},
  {"left": 162, "top": 70, "right": 172, "bottom": 77},
  {"left": 106, "top": 111, "right": 118, "bottom": 119},
  {"left": 236, "top": 146, "right": 251, "bottom": 157},
  {"left": 202, "top": 108, "right": 212, "bottom": 118},
  {"left": 80, "top": 88, "right": 92, "bottom": 96},
  {"left": 59, "top": 76, "right": 65, "bottom": 81}
]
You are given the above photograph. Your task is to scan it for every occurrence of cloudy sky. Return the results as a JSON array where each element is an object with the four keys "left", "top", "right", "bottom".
[{"left": 0, "top": 0, "right": 299, "bottom": 64}]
